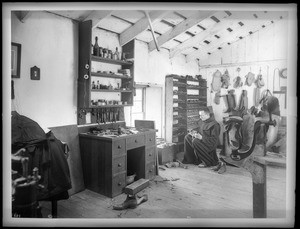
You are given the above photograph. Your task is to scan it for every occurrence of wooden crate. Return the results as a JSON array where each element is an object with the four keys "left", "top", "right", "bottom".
[{"left": 157, "top": 143, "right": 178, "bottom": 165}]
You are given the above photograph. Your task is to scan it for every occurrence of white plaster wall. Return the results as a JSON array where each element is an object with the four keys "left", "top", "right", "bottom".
[{"left": 11, "top": 11, "right": 78, "bottom": 129}]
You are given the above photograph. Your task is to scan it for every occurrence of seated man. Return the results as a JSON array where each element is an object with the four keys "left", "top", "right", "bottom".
[{"left": 182, "top": 107, "right": 225, "bottom": 173}]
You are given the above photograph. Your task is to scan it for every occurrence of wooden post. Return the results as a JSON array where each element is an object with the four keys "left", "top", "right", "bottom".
[{"left": 252, "top": 162, "right": 267, "bottom": 218}]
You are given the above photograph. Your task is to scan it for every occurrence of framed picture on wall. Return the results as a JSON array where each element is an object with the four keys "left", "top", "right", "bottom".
[{"left": 11, "top": 42, "right": 21, "bottom": 78}]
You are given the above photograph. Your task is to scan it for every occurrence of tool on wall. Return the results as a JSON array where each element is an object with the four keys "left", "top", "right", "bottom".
[
  {"left": 233, "top": 67, "right": 243, "bottom": 89},
  {"left": 272, "top": 68, "right": 287, "bottom": 109}
]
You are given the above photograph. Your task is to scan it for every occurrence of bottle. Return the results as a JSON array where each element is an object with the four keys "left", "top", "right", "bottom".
[
  {"left": 97, "top": 80, "right": 100, "bottom": 89},
  {"left": 91, "top": 44, "right": 94, "bottom": 55},
  {"left": 99, "top": 47, "right": 103, "bottom": 57},
  {"left": 92, "top": 81, "right": 95, "bottom": 89},
  {"left": 113, "top": 47, "right": 119, "bottom": 60},
  {"left": 93, "top": 37, "right": 99, "bottom": 56}
]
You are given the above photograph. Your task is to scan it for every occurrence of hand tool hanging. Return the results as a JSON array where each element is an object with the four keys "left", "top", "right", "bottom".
[{"left": 272, "top": 68, "right": 287, "bottom": 109}]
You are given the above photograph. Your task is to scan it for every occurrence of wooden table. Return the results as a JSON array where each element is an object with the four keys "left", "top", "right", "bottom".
[{"left": 79, "top": 130, "right": 157, "bottom": 198}]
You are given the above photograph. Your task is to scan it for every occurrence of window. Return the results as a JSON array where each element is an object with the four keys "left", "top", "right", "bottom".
[{"left": 130, "top": 87, "right": 145, "bottom": 126}]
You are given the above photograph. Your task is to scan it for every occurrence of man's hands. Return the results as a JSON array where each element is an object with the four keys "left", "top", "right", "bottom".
[{"left": 189, "top": 130, "right": 202, "bottom": 140}]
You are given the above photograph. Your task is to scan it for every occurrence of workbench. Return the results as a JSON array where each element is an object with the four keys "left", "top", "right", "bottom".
[{"left": 79, "top": 129, "right": 157, "bottom": 198}]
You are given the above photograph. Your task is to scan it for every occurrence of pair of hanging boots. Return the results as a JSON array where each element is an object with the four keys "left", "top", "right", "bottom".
[{"left": 223, "top": 90, "right": 237, "bottom": 113}]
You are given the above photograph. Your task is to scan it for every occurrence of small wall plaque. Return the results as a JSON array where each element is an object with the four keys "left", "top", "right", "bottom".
[{"left": 30, "top": 66, "right": 40, "bottom": 80}]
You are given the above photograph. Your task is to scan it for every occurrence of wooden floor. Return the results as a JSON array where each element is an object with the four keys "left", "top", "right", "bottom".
[{"left": 40, "top": 163, "right": 286, "bottom": 220}]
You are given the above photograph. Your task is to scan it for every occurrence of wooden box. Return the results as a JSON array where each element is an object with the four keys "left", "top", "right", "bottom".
[{"left": 157, "top": 143, "right": 177, "bottom": 165}]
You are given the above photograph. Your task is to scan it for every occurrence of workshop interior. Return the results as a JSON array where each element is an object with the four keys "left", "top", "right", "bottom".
[{"left": 4, "top": 2, "right": 297, "bottom": 227}]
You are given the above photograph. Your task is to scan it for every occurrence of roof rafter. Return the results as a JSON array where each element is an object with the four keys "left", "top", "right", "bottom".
[
  {"left": 119, "top": 10, "right": 171, "bottom": 46},
  {"left": 169, "top": 11, "right": 230, "bottom": 58},
  {"left": 148, "top": 11, "right": 216, "bottom": 52},
  {"left": 186, "top": 11, "right": 288, "bottom": 62}
]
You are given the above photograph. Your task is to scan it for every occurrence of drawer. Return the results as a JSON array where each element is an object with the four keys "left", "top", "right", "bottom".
[
  {"left": 145, "top": 146, "right": 156, "bottom": 164},
  {"left": 112, "top": 156, "right": 126, "bottom": 175},
  {"left": 145, "top": 162, "right": 156, "bottom": 180},
  {"left": 112, "top": 173, "right": 126, "bottom": 197},
  {"left": 112, "top": 139, "right": 126, "bottom": 157},
  {"left": 126, "top": 134, "right": 145, "bottom": 150},
  {"left": 145, "top": 132, "right": 156, "bottom": 146}
]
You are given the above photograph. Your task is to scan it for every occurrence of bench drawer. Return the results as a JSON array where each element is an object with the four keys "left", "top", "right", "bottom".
[
  {"left": 112, "top": 156, "right": 126, "bottom": 175},
  {"left": 126, "top": 134, "right": 145, "bottom": 150},
  {"left": 112, "top": 139, "right": 126, "bottom": 157}
]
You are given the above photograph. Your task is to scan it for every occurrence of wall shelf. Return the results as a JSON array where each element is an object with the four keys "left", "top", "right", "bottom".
[{"left": 91, "top": 55, "right": 133, "bottom": 66}]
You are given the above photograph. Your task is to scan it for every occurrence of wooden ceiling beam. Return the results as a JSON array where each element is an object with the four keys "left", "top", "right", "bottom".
[
  {"left": 15, "top": 11, "right": 32, "bottom": 23},
  {"left": 169, "top": 11, "right": 232, "bottom": 58},
  {"left": 205, "top": 11, "right": 288, "bottom": 57},
  {"left": 186, "top": 11, "right": 288, "bottom": 62},
  {"left": 148, "top": 11, "right": 216, "bottom": 52},
  {"left": 82, "top": 10, "right": 113, "bottom": 29},
  {"left": 119, "top": 10, "right": 170, "bottom": 46}
]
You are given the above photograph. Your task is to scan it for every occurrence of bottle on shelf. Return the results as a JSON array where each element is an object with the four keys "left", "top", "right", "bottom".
[
  {"left": 103, "top": 48, "right": 107, "bottom": 58},
  {"left": 99, "top": 47, "right": 103, "bottom": 57},
  {"left": 92, "top": 81, "right": 95, "bottom": 89},
  {"left": 113, "top": 47, "right": 119, "bottom": 60},
  {"left": 108, "top": 50, "right": 113, "bottom": 59},
  {"left": 96, "top": 80, "right": 100, "bottom": 89},
  {"left": 93, "top": 37, "right": 99, "bottom": 56}
]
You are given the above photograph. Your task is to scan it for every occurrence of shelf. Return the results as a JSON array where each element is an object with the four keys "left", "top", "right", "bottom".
[
  {"left": 90, "top": 104, "right": 133, "bottom": 108},
  {"left": 91, "top": 55, "right": 133, "bottom": 66},
  {"left": 91, "top": 72, "right": 132, "bottom": 79},
  {"left": 91, "top": 89, "right": 132, "bottom": 93}
]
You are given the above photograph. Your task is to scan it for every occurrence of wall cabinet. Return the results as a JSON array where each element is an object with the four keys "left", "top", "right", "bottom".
[
  {"left": 165, "top": 75, "right": 207, "bottom": 151},
  {"left": 78, "top": 20, "right": 135, "bottom": 124}
]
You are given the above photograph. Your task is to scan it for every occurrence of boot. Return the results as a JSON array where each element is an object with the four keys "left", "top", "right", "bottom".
[
  {"left": 217, "top": 162, "right": 226, "bottom": 174},
  {"left": 238, "top": 114, "right": 255, "bottom": 154},
  {"left": 223, "top": 95, "right": 231, "bottom": 113},
  {"left": 227, "top": 90, "right": 237, "bottom": 112}
]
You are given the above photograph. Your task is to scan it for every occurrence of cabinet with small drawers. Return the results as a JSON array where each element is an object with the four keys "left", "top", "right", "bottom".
[{"left": 79, "top": 130, "right": 156, "bottom": 198}]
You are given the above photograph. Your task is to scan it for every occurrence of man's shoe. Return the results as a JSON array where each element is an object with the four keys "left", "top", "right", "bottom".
[
  {"left": 198, "top": 162, "right": 207, "bottom": 168},
  {"left": 113, "top": 195, "right": 138, "bottom": 210},
  {"left": 211, "top": 162, "right": 222, "bottom": 171},
  {"left": 217, "top": 162, "right": 226, "bottom": 174}
]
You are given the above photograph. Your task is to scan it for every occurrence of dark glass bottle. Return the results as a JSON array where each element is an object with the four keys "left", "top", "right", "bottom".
[
  {"left": 113, "top": 47, "right": 119, "bottom": 60},
  {"left": 93, "top": 37, "right": 99, "bottom": 56}
]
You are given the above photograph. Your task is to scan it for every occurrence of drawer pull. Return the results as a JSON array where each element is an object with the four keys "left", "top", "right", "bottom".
[
  {"left": 118, "top": 145, "right": 121, "bottom": 149},
  {"left": 118, "top": 163, "right": 122, "bottom": 167},
  {"left": 135, "top": 139, "right": 138, "bottom": 143},
  {"left": 149, "top": 153, "right": 152, "bottom": 156},
  {"left": 118, "top": 182, "right": 122, "bottom": 186}
]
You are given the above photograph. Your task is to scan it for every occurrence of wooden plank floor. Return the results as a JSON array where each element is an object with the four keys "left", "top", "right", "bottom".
[{"left": 40, "top": 164, "right": 286, "bottom": 219}]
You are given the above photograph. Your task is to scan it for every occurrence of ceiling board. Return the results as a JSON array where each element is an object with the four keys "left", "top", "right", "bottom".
[
  {"left": 97, "top": 16, "right": 132, "bottom": 33},
  {"left": 175, "top": 10, "right": 198, "bottom": 19},
  {"left": 49, "top": 10, "right": 90, "bottom": 21},
  {"left": 186, "top": 24, "right": 205, "bottom": 36},
  {"left": 161, "top": 39, "right": 182, "bottom": 50},
  {"left": 111, "top": 10, "right": 145, "bottom": 24},
  {"left": 135, "top": 30, "right": 158, "bottom": 43},
  {"left": 162, "top": 12, "right": 186, "bottom": 26},
  {"left": 173, "top": 32, "right": 193, "bottom": 43},
  {"left": 153, "top": 21, "right": 173, "bottom": 35}
]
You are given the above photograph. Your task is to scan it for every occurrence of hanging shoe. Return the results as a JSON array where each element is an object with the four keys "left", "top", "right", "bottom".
[{"left": 217, "top": 162, "right": 226, "bottom": 174}]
